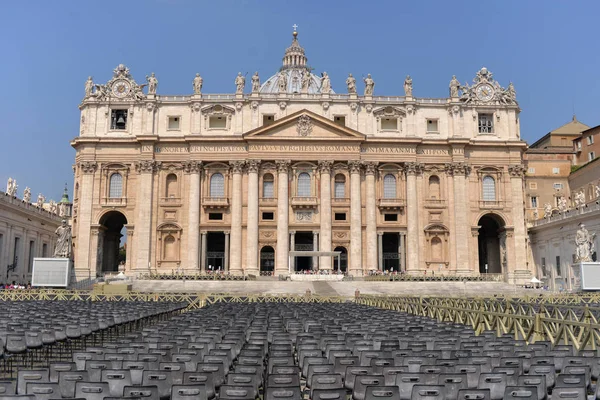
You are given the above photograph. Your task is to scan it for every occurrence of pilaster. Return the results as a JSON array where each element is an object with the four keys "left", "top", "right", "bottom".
[
  {"left": 229, "top": 161, "right": 245, "bottom": 274},
  {"left": 349, "top": 160, "right": 363, "bottom": 275},
  {"left": 275, "top": 160, "right": 291, "bottom": 273},
  {"left": 319, "top": 160, "right": 333, "bottom": 270}
]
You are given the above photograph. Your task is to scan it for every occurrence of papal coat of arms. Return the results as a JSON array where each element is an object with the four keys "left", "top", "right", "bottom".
[{"left": 296, "top": 115, "right": 313, "bottom": 137}]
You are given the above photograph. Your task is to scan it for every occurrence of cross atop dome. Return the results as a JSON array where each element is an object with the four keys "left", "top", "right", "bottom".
[{"left": 283, "top": 25, "right": 306, "bottom": 69}]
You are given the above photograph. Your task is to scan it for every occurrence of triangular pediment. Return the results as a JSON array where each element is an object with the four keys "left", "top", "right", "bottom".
[{"left": 243, "top": 110, "right": 365, "bottom": 141}]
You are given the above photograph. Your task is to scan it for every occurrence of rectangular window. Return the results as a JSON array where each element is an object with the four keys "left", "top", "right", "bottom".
[
  {"left": 381, "top": 118, "right": 398, "bottom": 131},
  {"left": 262, "top": 115, "right": 275, "bottom": 126},
  {"left": 528, "top": 167, "right": 535, "bottom": 174},
  {"left": 541, "top": 257, "right": 546, "bottom": 271},
  {"left": 426, "top": 119, "right": 439, "bottom": 133},
  {"left": 334, "top": 116, "right": 346, "bottom": 127},
  {"left": 478, "top": 114, "right": 494, "bottom": 134},
  {"left": 588, "top": 135, "right": 595, "bottom": 145},
  {"left": 334, "top": 213, "right": 346, "bottom": 221},
  {"left": 530, "top": 196, "right": 538, "bottom": 208},
  {"left": 556, "top": 256, "right": 561, "bottom": 276},
  {"left": 263, "top": 181, "right": 274, "bottom": 198},
  {"left": 209, "top": 116, "right": 227, "bottom": 129},
  {"left": 384, "top": 213, "right": 398, "bottom": 222},
  {"left": 208, "top": 213, "right": 223, "bottom": 220},
  {"left": 42, "top": 243, "right": 48, "bottom": 258},
  {"left": 552, "top": 167, "right": 560, "bottom": 174},
  {"left": 110, "top": 110, "right": 128, "bottom": 130},
  {"left": 168, "top": 116, "right": 180, "bottom": 130},
  {"left": 529, "top": 182, "right": 537, "bottom": 190},
  {"left": 262, "top": 212, "right": 274, "bottom": 220},
  {"left": 553, "top": 183, "right": 563, "bottom": 190},
  {"left": 28, "top": 241, "right": 35, "bottom": 272},
  {"left": 590, "top": 152, "right": 596, "bottom": 161},
  {"left": 577, "top": 141, "right": 582, "bottom": 150}
]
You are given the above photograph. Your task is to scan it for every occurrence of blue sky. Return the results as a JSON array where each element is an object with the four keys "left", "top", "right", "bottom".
[{"left": 1, "top": 0, "right": 599, "bottom": 202}]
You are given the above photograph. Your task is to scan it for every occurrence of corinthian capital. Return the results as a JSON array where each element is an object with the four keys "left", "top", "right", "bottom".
[
  {"left": 508, "top": 164, "right": 526, "bottom": 177},
  {"left": 78, "top": 161, "right": 98, "bottom": 174},
  {"left": 183, "top": 161, "right": 202, "bottom": 173},
  {"left": 318, "top": 160, "right": 333, "bottom": 174},
  {"left": 246, "top": 160, "right": 261, "bottom": 173},
  {"left": 363, "top": 161, "right": 378, "bottom": 175},
  {"left": 135, "top": 160, "right": 160, "bottom": 173},
  {"left": 275, "top": 160, "right": 291, "bottom": 173},
  {"left": 229, "top": 160, "right": 246, "bottom": 174},
  {"left": 348, "top": 160, "right": 363, "bottom": 174},
  {"left": 444, "top": 162, "right": 471, "bottom": 176},
  {"left": 404, "top": 162, "right": 424, "bottom": 176}
]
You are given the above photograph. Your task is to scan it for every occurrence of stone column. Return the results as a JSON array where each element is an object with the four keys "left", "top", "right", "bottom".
[
  {"left": 185, "top": 161, "right": 202, "bottom": 271},
  {"left": 447, "top": 162, "right": 471, "bottom": 274},
  {"left": 509, "top": 165, "right": 528, "bottom": 282},
  {"left": 405, "top": 162, "right": 423, "bottom": 273},
  {"left": 124, "top": 225, "right": 134, "bottom": 274},
  {"left": 224, "top": 231, "right": 230, "bottom": 271},
  {"left": 200, "top": 231, "right": 207, "bottom": 272},
  {"left": 312, "top": 231, "right": 319, "bottom": 270},
  {"left": 135, "top": 160, "right": 158, "bottom": 273},
  {"left": 246, "top": 160, "right": 261, "bottom": 274},
  {"left": 349, "top": 160, "right": 363, "bottom": 275},
  {"left": 275, "top": 160, "right": 291, "bottom": 273},
  {"left": 319, "top": 161, "right": 333, "bottom": 269},
  {"left": 290, "top": 231, "right": 296, "bottom": 272},
  {"left": 229, "top": 161, "right": 245, "bottom": 274},
  {"left": 365, "top": 162, "right": 378, "bottom": 271},
  {"left": 378, "top": 232, "right": 383, "bottom": 271},
  {"left": 75, "top": 161, "right": 97, "bottom": 280},
  {"left": 400, "top": 233, "right": 406, "bottom": 271}
]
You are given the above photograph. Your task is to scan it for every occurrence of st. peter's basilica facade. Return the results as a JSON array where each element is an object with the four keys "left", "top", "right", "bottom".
[{"left": 71, "top": 30, "right": 531, "bottom": 282}]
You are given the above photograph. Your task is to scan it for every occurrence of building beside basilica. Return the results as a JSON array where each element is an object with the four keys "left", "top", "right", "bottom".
[{"left": 71, "top": 30, "right": 531, "bottom": 282}]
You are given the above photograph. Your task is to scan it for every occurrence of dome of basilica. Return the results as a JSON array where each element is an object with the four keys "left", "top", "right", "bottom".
[{"left": 259, "top": 30, "right": 334, "bottom": 95}]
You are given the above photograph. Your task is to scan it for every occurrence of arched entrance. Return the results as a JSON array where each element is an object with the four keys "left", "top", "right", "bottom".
[
  {"left": 477, "top": 214, "right": 506, "bottom": 274},
  {"left": 260, "top": 246, "right": 275, "bottom": 274},
  {"left": 334, "top": 246, "right": 347, "bottom": 273},
  {"left": 98, "top": 211, "right": 127, "bottom": 273}
]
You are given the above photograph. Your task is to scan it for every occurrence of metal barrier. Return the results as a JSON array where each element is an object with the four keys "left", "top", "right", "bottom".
[
  {"left": 138, "top": 273, "right": 254, "bottom": 281},
  {"left": 364, "top": 274, "right": 504, "bottom": 282}
]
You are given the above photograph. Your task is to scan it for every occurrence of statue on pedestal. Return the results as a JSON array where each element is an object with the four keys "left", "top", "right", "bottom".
[
  {"left": 84, "top": 76, "right": 94, "bottom": 98},
  {"left": 235, "top": 72, "right": 246, "bottom": 94},
  {"left": 346, "top": 73, "right": 356, "bottom": 94},
  {"left": 23, "top": 187, "right": 31, "bottom": 203},
  {"left": 320, "top": 72, "right": 331, "bottom": 94},
  {"left": 53, "top": 220, "right": 72, "bottom": 258},
  {"left": 575, "top": 223, "right": 596, "bottom": 262},
  {"left": 404, "top": 75, "right": 413, "bottom": 97},
  {"left": 558, "top": 197, "right": 568, "bottom": 213},
  {"left": 251, "top": 72, "right": 260, "bottom": 92},
  {"left": 36, "top": 193, "right": 45, "bottom": 208},
  {"left": 575, "top": 190, "right": 586, "bottom": 207},
  {"left": 193, "top": 73, "right": 203, "bottom": 94},
  {"left": 49, "top": 200, "right": 57, "bottom": 214},
  {"left": 278, "top": 72, "right": 288, "bottom": 93},
  {"left": 449, "top": 75, "right": 460, "bottom": 97},
  {"left": 146, "top": 73, "right": 158, "bottom": 94},
  {"left": 6, "top": 178, "right": 17, "bottom": 197},
  {"left": 301, "top": 71, "right": 311, "bottom": 93},
  {"left": 363, "top": 74, "right": 374, "bottom": 96},
  {"left": 532, "top": 208, "right": 539, "bottom": 220},
  {"left": 543, "top": 203, "right": 552, "bottom": 218}
]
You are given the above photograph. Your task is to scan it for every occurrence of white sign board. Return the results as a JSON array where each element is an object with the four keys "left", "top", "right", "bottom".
[
  {"left": 32, "top": 258, "right": 72, "bottom": 287},
  {"left": 579, "top": 262, "right": 600, "bottom": 291}
]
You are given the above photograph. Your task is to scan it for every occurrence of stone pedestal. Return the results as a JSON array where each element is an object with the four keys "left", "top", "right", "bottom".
[{"left": 572, "top": 262, "right": 600, "bottom": 291}]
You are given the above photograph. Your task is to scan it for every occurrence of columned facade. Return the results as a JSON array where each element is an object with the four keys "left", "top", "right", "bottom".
[{"left": 71, "top": 32, "right": 532, "bottom": 283}]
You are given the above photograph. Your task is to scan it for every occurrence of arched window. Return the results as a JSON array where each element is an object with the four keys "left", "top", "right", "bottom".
[
  {"left": 263, "top": 173, "right": 274, "bottom": 198},
  {"left": 334, "top": 174, "right": 346, "bottom": 198},
  {"left": 297, "top": 173, "right": 311, "bottom": 197},
  {"left": 166, "top": 174, "right": 178, "bottom": 198},
  {"left": 482, "top": 175, "right": 496, "bottom": 201},
  {"left": 163, "top": 235, "right": 176, "bottom": 260},
  {"left": 210, "top": 173, "right": 224, "bottom": 198},
  {"left": 428, "top": 175, "right": 440, "bottom": 199},
  {"left": 108, "top": 173, "right": 122, "bottom": 198},
  {"left": 431, "top": 237, "right": 442, "bottom": 261},
  {"left": 383, "top": 174, "right": 396, "bottom": 199}
]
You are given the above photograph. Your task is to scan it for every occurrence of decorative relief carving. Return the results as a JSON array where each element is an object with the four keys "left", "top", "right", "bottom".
[
  {"left": 251, "top": 101, "right": 259, "bottom": 110},
  {"left": 235, "top": 102, "right": 243, "bottom": 111},
  {"left": 364, "top": 161, "right": 378, "bottom": 175},
  {"left": 279, "top": 101, "right": 287, "bottom": 110},
  {"left": 448, "top": 105, "right": 461, "bottom": 115},
  {"left": 348, "top": 160, "right": 362, "bottom": 174},
  {"left": 406, "top": 105, "right": 416, "bottom": 114},
  {"left": 334, "top": 232, "right": 347, "bottom": 239},
  {"left": 146, "top": 102, "right": 156, "bottom": 112},
  {"left": 508, "top": 164, "right": 526, "bottom": 177},
  {"left": 350, "top": 103, "right": 358, "bottom": 112},
  {"left": 365, "top": 104, "right": 373, "bottom": 113},
  {"left": 296, "top": 211, "right": 313, "bottom": 222},
  {"left": 201, "top": 104, "right": 235, "bottom": 119},
  {"left": 79, "top": 161, "right": 98, "bottom": 174},
  {"left": 135, "top": 160, "right": 160, "bottom": 173},
  {"left": 404, "top": 162, "right": 424, "bottom": 175},
  {"left": 183, "top": 161, "right": 202, "bottom": 173},
  {"left": 444, "top": 162, "right": 471, "bottom": 176},
  {"left": 230, "top": 160, "right": 246, "bottom": 174},
  {"left": 296, "top": 115, "right": 313, "bottom": 137},
  {"left": 322, "top": 102, "right": 330, "bottom": 111},
  {"left": 261, "top": 231, "right": 275, "bottom": 238},
  {"left": 275, "top": 160, "right": 291, "bottom": 173},
  {"left": 246, "top": 160, "right": 261, "bottom": 173},
  {"left": 191, "top": 103, "right": 201, "bottom": 112},
  {"left": 460, "top": 67, "right": 517, "bottom": 105},
  {"left": 318, "top": 160, "right": 333, "bottom": 174}
]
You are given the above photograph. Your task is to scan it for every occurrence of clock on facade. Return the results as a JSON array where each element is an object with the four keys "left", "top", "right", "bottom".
[
  {"left": 112, "top": 80, "right": 131, "bottom": 98},
  {"left": 475, "top": 83, "right": 494, "bottom": 102}
]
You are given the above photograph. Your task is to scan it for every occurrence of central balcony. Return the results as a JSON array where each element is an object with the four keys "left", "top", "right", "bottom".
[
  {"left": 202, "top": 196, "right": 229, "bottom": 210},
  {"left": 101, "top": 197, "right": 127, "bottom": 207},
  {"left": 424, "top": 199, "right": 447, "bottom": 209},
  {"left": 378, "top": 198, "right": 405, "bottom": 211},
  {"left": 160, "top": 196, "right": 182, "bottom": 206},
  {"left": 291, "top": 196, "right": 318, "bottom": 209}
]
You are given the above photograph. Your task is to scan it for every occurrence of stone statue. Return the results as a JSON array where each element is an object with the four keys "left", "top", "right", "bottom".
[
  {"left": 558, "top": 196, "right": 568, "bottom": 212},
  {"left": 36, "top": 193, "right": 45, "bottom": 208},
  {"left": 23, "top": 187, "right": 31, "bottom": 203},
  {"left": 575, "top": 223, "right": 596, "bottom": 262},
  {"left": 320, "top": 72, "right": 331, "bottom": 94},
  {"left": 6, "top": 178, "right": 17, "bottom": 197},
  {"left": 49, "top": 200, "right": 57, "bottom": 214},
  {"left": 235, "top": 72, "right": 246, "bottom": 94},
  {"left": 346, "top": 73, "right": 357, "bottom": 94},
  {"left": 301, "top": 71, "right": 311, "bottom": 92},
  {"left": 278, "top": 72, "right": 288, "bottom": 93},
  {"left": 251, "top": 72, "right": 260, "bottom": 92},
  {"left": 192, "top": 73, "right": 203, "bottom": 95},
  {"left": 543, "top": 203, "right": 552, "bottom": 218},
  {"left": 59, "top": 202, "right": 68, "bottom": 217},
  {"left": 507, "top": 82, "right": 516, "bottom": 101},
  {"left": 449, "top": 75, "right": 460, "bottom": 97},
  {"left": 363, "top": 74, "right": 374, "bottom": 96},
  {"left": 84, "top": 76, "right": 94, "bottom": 98},
  {"left": 404, "top": 75, "right": 413, "bottom": 97},
  {"left": 146, "top": 73, "right": 158, "bottom": 94},
  {"left": 575, "top": 190, "right": 586, "bottom": 207},
  {"left": 53, "top": 220, "right": 72, "bottom": 258}
]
